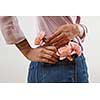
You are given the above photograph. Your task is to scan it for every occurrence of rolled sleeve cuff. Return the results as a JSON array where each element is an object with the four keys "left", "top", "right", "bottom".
[{"left": 77, "top": 24, "right": 88, "bottom": 42}]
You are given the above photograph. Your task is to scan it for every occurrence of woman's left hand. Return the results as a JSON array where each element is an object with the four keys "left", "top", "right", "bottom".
[{"left": 45, "top": 24, "right": 80, "bottom": 49}]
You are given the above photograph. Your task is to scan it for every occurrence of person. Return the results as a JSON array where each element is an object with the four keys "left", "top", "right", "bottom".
[
  {"left": 0, "top": 16, "right": 58, "bottom": 64},
  {"left": 34, "top": 30, "right": 82, "bottom": 61},
  {"left": 0, "top": 16, "right": 89, "bottom": 83}
]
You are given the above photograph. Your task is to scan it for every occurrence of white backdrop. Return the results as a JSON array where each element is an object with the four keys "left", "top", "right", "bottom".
[{"left": 0, "top": 16, "right": 100, "bottom": 83}]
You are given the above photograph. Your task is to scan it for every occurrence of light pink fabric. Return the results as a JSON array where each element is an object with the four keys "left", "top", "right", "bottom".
[
  {"left": 0, "top": 16, "right": 87, "bottom": 45},
  {"left": 0, "top": 16, "right": 25, "bottom": 44},
  {"left": 36, "top": 16, "right": 75, "bottom": 37},
  {"left": 57, "top": 42, "right": 82, "bottom": 61}
]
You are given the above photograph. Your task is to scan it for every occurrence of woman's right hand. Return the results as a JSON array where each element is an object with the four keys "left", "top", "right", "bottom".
[
  {"left": 16, "top": 39, "right": 58, "bottom": 64},
  {"left": 26, "top": 46, "right": 58, "bottom": 64}
]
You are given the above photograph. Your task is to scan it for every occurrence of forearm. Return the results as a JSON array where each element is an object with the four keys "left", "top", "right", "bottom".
[
  {"left": 15, "top": 38, "right": 58, "bottom": 64},
  {"left": 15, "top": 39, "right": 32, "bottom": 57}
]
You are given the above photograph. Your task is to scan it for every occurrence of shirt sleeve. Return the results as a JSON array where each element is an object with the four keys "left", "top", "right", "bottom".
[
  {"left": 78, "top": 24, "right": 88, "bottom": 42},
  {"left": 0, "top": 16, "right": 25, "bottom": 44},
  {"left": 74, "top": 16, "right": 88, "bottom": 42}
]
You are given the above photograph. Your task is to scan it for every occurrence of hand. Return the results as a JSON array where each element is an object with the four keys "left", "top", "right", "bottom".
[
  {"left": 45, "top": 24, "right": 80, "bottom": 49},
  {"left": 16, "top": 39, "right": 58, "bottom": 64},
  {"left": 26, "top": 46, "right": 58, "bottom": 64}
]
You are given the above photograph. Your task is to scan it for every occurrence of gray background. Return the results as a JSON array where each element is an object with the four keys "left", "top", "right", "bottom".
[{"left": 0, "top": 16, "right": 100, "bottom": 83}]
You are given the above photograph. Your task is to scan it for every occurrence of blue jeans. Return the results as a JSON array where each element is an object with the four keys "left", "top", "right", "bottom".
[{"left": 28, "top": 54, "right": 89, "bottom": 83}]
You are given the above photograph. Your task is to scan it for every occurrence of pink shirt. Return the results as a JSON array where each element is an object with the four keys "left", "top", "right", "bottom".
[
  {"left": 0, "top": 16, "right": 87, "bottom": 44},
  {"left": 0, "top": 16, "right": 25, "bottom": 44}
]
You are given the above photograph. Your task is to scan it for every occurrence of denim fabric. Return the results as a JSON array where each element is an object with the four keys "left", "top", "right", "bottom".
[{"left": 28, "top": 54, "right": 89, "bottom": 83}]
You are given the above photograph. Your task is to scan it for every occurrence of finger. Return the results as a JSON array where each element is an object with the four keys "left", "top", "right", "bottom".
[
  {"left": 55, "top": 43, "right": 67, "bottom": 49},
  {"left": 43, "top": 53, "right": 58, "bottom": 62},
  {"left": 45, "top": 28, "right": 63, "bottom": 44},
  {"left": 43, "top": 48, "right": 58, "bottom": 59},
  {"left": 47, "top": 33, "right": 66, "bottom": 45},
  {"left": 41, "top": 54, "right": 58, "bottom": 63},
  {"left": 45, "top": 46, "right": 57, "bottom": 52},
  {"left": 52, "top": 37, "right": 68, "bottom": 46},
  {"left": 52, "top": 38, "right": 69, "bottom": 49},
  {"left": 41, "top": 58, "right": 56, "bottom": 64}
]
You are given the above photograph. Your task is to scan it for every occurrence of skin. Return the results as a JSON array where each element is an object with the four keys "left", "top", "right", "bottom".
[
  {"left": 45, "top": 24, "right": 80, "bottom": 49},
  {"left": 16, "top": 39, "right": 58, "bottom": 64},
  {"left": 16, "top": 24, "right": 80, "bottom": 64}
]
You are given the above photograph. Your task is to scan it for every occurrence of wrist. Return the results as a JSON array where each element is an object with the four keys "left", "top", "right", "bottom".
[
  {"left": 76, "top": 24, "right": 85, "bottom": 37},
  {"left": 15, "top": 39, "right": 32, "bottom": 57},
  {"left": 77, "top": 24, "right": 83, "bottom": 33}
]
